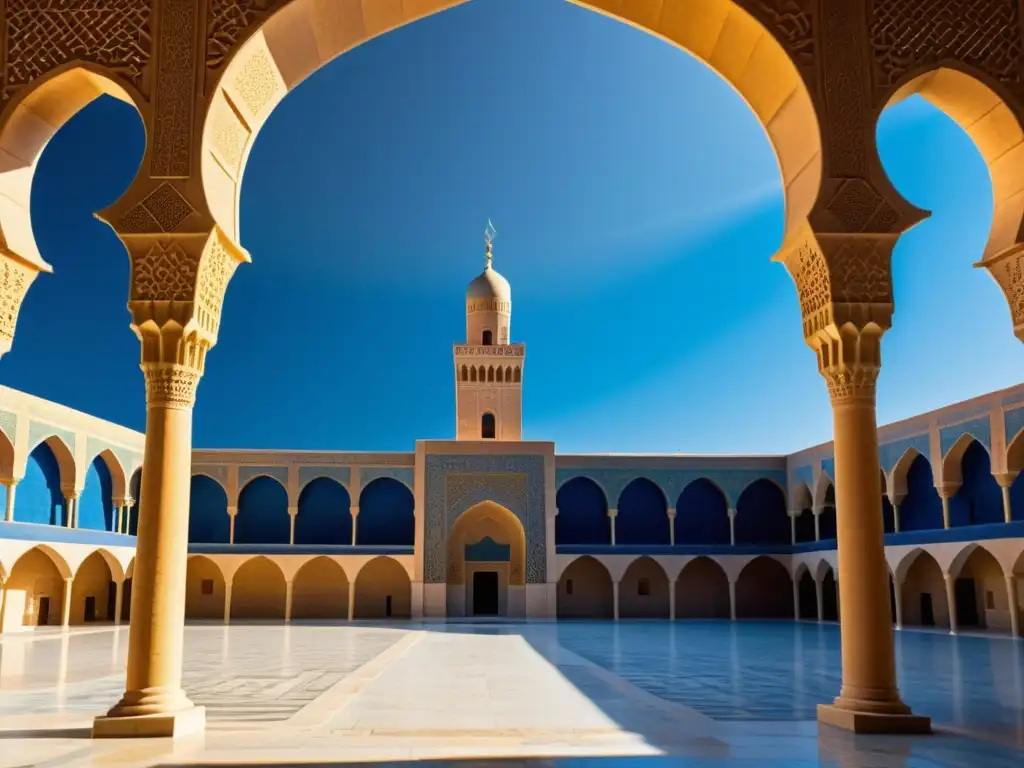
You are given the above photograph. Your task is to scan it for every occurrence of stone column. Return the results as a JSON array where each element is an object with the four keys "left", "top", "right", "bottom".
[
  {"left": 892, "top": 502, "right": 901, "bottom": 534},
  {"left": 727, "top": 509, "right": 736, "bottom": 546},
  {"left": 996, "top": 474, "right": 1015, "bottom": 523},
  {"left": 63, "top": 491, "right": 77, "bottom": 528},
  {"left": 612, "top": 580, "right": 620, "bottom": 621},
  {"left": 288, "top": 506, "right": 297, "bottom": 546},
  {"left": 667, "top": 508, "right": 676, "bottom": 546},
  {"left": 945, "top": 574, "right": 959, "bottom": 635},
  {"left": 3, "top": 480, "right": 16, "bottom": 522},
  {"left": 893, "top": 577, "right": 904, "bottom": 631},
  {"left": 284, "top": 581, "right": 293, "bottom": 623},
  {"left": 792, "top": 577, "right": 800, "bottom": 620},
  {"left": 608, "top": 508, "right": 617, "bottom": 546},
  {"left": 61, "top": 576, "right": 73, "bottom": 627},
  {"left": 351, "top": 505, "right": 359, "bottom": 546},
  {"left": 815, "top": 577, "right": 824, "bottom": 622},
  {"left": 347, "top": 581, "right": 355, "bottom": 621},
  {"left": 123, "top": 497, "right": 135, "bottom": 535},
  {"left": 789, "top": 510, "right": 797, "bottom": 545},
  {"left": 938, "top": 488, "right": 954, "bottom": 530},
  {"left": 113, "top": 580, "right": 125, "bottom": 626},
  {"left": 668, "top": 579, "right": 676, "bottom": 621},
  {"left": 1005, "top": 575, "right": 1020, "bottom": 638},
  {"left": 93, "top": 364, "right": 205, "bottom": 738},
  {"left": 728, "top": 580, "right": 737, "bottom": 621},
  {"left": 227, "top": 505, "right": 237, "bottom": 544},
  {"left": 223, "top": 582, "right": 233, "bottom": 624},
  {"left": 813, "top": 505, "right": 822, "bottom": 542}
]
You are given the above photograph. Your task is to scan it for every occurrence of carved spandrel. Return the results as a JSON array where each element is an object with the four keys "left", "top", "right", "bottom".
[
  {"left": 978, "top": 244, "right": 1024, "bottom": 341},
  {"left": 743, "top": 0, "right": 816, "bottom": 88},
  {"left": 0, "top": 253, "right": 38, "bottom": 356},
  {"left": 0, "top": 0, "right": 153, "bottom": 106}
]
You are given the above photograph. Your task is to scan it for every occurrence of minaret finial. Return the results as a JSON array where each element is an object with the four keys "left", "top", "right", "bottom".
[{"left": 484, "top": 219, "right": 497, "bottom": 270}]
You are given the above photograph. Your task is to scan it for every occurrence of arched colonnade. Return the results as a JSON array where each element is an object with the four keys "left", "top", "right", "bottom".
[
  {"left": 0, "top": 428, "right": 141, "bottom": 535},
  {"left": 3, "top": 0, "right": 1023, "bottom": 738},
  {"left": 185, "top": 553, "right": 414, "bottom": 621}
]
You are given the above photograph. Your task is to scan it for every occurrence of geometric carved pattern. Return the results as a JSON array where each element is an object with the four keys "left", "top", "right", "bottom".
[
  {"left": 118, "top": 183, "right": 196, "bottom": 234},
  {"left": 747, "top": 0, "right": 816, "bottom": 86},
  {"left": 824, "top": 179, "right": 901, "bottom": 234},
  {"left": 424, "top": 454, "right": 546, "bottom": 584},
  {"left": 143, "top": 363, "right": 201, "bottom": 409},
  {"left": 824, "top": 237, "right": 894, "bottom": 306},
  {"left": 871, "top": 0, "right": 1022, "bottom": 96},
  {"left": 984, "top": 247, "right": 1024, "bottom": 334},
  {"left": 196, "top": 236, "right": 239, "bottom": 334},
  {"left": 1, "top": 0, "right": 152, "bottom": 105},
  {"left": 130, "top": 241, "right": 199, "bottom": 301},
  {"left": 207, "top": 0, "right": 270, "bottom": 73},
  {"left": 0, "top": 257, "right": 32, "bottom": 347},
  {"left": 232, "top": 47, "right": 279, "bottom": 117},
  {"left": 151, "top": 0, "right": 199, "bottom": 177}
]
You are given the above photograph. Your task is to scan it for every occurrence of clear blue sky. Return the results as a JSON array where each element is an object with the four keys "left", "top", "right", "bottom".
[{"left": 3, "top": 0, "right": 1022, "bottom": 454}]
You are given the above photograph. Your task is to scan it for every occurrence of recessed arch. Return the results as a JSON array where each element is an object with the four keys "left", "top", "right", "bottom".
[
  {"left": 818, "top": 482, "right": 837, "bottom": 541},
  {"left": 792, "top": 481, "right": 812, "bottom": 513},
  {"left": 812, "top": 471, "right": 833, "bottom": 509},
  {"left": 15, "top": 440, "right": 69, "bottom": 526},
  {"left": 675, "top": 556, "right": 730, "bottom": 619},
  {"left": 78, "top": 454, "right": 115, "bottom": 532},
  {"left": 948, "top": 544, "right": 1007, "bottom": 631},
  {"left": 185, "top": 555, "right": 227, "bottom": 619},
  {"left": 354, "top": 556, "right": 411, "bottom": 618},
  {"left": 557, "top": 555, "right": 613, "bottom": 619},
  {"left": 201, "top": 0, "right": 820, "bottom": 258},
  {"left": 231, "top": 555, "right": 287, "bottom": 620},
  {"left": 235, "top": 475, "right": 290, "bottom": 545},
  {"left": 616, "top": 477, "right": 669, "bottom": 546},
  {"left": 899, "top": 549, "right": 949, "bottom": 629},
  {"left": 555, "top": 476, "right": 610, "bottom": 546},
  {"left": 70, "top": 550, "right": 117, "bottom": 623},
  {"left": 292, "top": 556, "right": 349, "bottom": 620},
  {"left": 357, "top": 477, "right": 414, "bottom": 546},
  {"left": 188, "top": 474, "right": 231, "bottom": 544},
  {"left": 900, "top": 454, "right": 944, "bottom": 531},
  {"left": 734, "top": 478, "right": 789, "bottom": 545},
  {"left": 2, "top": 545, "right": 70, "bottom": 628},
  {"left": 884, "top": 66, "right": 1024, "bottom": 264},
  {"left": 675, "top": 478, "right": 730, "bottom": 545},
  {"left": 89, "top": 449, "right": 127, "bottom": 499},
  {"left": 0, "top": 63, "right": 143, "bottom": 275},
  {"left": 736, "top": 556, "right": 792, "bottom": 619},
  {"left": 941, "top": 432, "right": 987, "bottom": 486},
  {"left": 949, "top": 439, "right": 1003, "bottom": 527},
  {"left": 296, "top": 476, "right": 352, "bottom": 545},
  {"left": 619, "top": 556, "right": 669, "bottom": 618},
  {"left": 448, "top": 501, "right": 526, "bottom": 587}
]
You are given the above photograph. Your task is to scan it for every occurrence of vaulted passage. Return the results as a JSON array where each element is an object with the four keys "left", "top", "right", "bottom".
[
  {"left": 185, "top": 556, "right": 227, "bottom": 620},
  {"left": 736, "top": 557, "right": 792, "bottom": 619},
  {"left": 675, "top": 479, "right": 729, "bottom": 545},
  {"left": 619, "top": 557, "right": 669, "bottom": 618},
  {"left": 231, "top": 557, "right": 287, "bottom": 621},
  {"left": 296, "top": 478, "right": 352, "bottom": 546},
  {"left": 675, "top": 557, "right": 730, "bottom": 619},
  {"left": 292, "top": 557, "right": 349, "bottom": 620},
  {"left": 354, "top": 557, "right": 411, "bottom": 618},
  {"left": 557, "top": 556, "right": 613, "bottom": 619}
]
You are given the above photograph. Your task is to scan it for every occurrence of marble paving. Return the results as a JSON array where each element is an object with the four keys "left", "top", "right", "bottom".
[{"left": 0, "top": 620, "right": 1021, "bottom": 767}]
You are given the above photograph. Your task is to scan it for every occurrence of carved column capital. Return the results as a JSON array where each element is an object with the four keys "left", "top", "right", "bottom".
[
  {"left": 143, "top": 363, "right": 201, "bottom": 410},
  {"left": 0, "top": 251, "right": 45, "bottom": 359},
  {"left": 977, "top": 244, "right": 1024, "bottom": 342}
]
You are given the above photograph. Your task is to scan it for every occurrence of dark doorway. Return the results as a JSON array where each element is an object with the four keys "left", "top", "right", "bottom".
[
  {"left": 955, "top": 578, "right": 979, "bottom": 627},
  {"left": 121, "top": 578, "right": 132, "bottom": 622},
  {"left": 822, "top": 571, "right": 839, "bottom": 621},
  {"left": 385, "top": 595, "right": 392, "bottom": 617},
  {"left": 798, "top": 572, "right": 817, "bottom": 619},
  {"left": 482, "top": 412, "right": 496, "bottom": 439},
  {"left": 920, "top": 592, "right": 935, "bottom": 627},
  {"left": 38, "top": 596, "right": 51, "bottom": 626},
  {"left": 84, "top": 595, "right": 97, "bottom": 622},
  {"left": 107, "top": 582, "right": 117, "bottom": 620},
  {"left": 889, "top": 577, "right": 897, "bottom": 624},
  {"left": 473, "top": 571, "right": 499, "bottom": 615}
]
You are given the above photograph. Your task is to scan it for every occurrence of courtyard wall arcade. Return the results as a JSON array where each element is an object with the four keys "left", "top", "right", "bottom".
[{"left": 4, "top": 0, "right": 1024, "bottom": 736}]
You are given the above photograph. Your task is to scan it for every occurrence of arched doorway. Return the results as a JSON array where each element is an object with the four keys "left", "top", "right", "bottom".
[
  {"left": 230, "top": 557, "right": 286, "bottom": 620},
  {"left": 292, "top": 557, "right": 348, "bottom": 620},
  {"left": 901, "top": 551, "right": 949, "bottom": 629},
  {"left": 619, "top": 556, "right": 669, "bottom": 618},
  {"left": 736, "top": 557, "right": 792, "bottom": 619},
  {"left": 70, "top": 551, "right": 116, "bottom": 623},
  {"left": 675, "top": 557, "right": 730, "bottom": 619},
  {"left": 354, "top": 557, "right": 411, "bottom": 619},
  {"left": 185, "top": 556, "right": 227, "bottom": 620},
  {"left": 951, "top": 546, "right": 1004, "bottom": 630},
  {"left": 15, "top": 439, "right": 70, "bottom": 526},
  {"left": 797, "top": 568, "right": 817, "bottom": 620},
  {"left": 2, "top": 547, "right": 69, "bottom": 630},
  {"left": 446, "top": 501, "right": 525, "bottom": 618},
  {"left": 557, "top": 556, "right": 613, "bottom": 619}
]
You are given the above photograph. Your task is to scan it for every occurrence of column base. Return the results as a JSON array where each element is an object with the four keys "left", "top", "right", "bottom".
[
  {"left": 92, "top": 705, "right": 205, "bottom": 739},
  {"left": 818, "top": 704, "right": 931, "bottom": 735}
]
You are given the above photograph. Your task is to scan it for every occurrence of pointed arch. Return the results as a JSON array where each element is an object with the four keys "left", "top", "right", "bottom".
[
  {"left": 619, "top": 556, "right": 669, "bottom": 618},
  {"left": 617, "top": 477, "right": 669, "bottom": 545},
  {"left": 735, "top": 478, "right": 789, "bottom": 545},
  {"left": 188, "top": 474, "right": 231, "bottom": 544},
  {"left": 15, "top": 439, "right": 70, "bottom": 526},
  {"left": 557, "top": 555, "right": 613, "bottom": 619},
  {"left": 354, "top": 556, "right": 411, "bottom": 618},
  {"left": 235, "top": 475, "right": 290, "bottom": 544},
  {"left": 79, "top": 453, "right": 120, "bottom": 532},
  {"left": 231, "top": 556, "right": 287, "bottom": 620},
  {"left": 496, "top": 366, "right": 503, "bottom": 383},
  {"left": 941, "top": 432, "right": 985, "bottom": 486},
  {"left": 357, "top": 477, "right": 414, "bottom": 546},
  {"left": 2, "top": 545, "right": 71, "bottom": 629},
  {"left": 736, "top": 556, "right": 793, "bottom": 619},
  {"left": 448, "top": 501, "right": 526, "bottom": 587},
  {"left": 949, "top": 439, "right": 1002, "bottom": 527},
  {"left": 555, "top": 476, "right": 610, "bottom": 546},
  {"left": 675, "top": 478, "right": 729, "bottom": 545},
  {"left": 900, "top": 454, "right": 943, "bottom": 531},
  {"left": 487, "top": 366, "right": 495, "bottom": 382},
  {"left": 899, "top": 549, "right": 949, "bottom": 629},
  {"left": 70, "top": 550, "right": 116, "bottom": 623},
  {"left": 812, "top": 471, "right": 833, "bottom": 509},
  {"left": 514, "top": 366, "right": 521, "bottom": 383},
  {"left": 470, "top": 366, "right": 477, "bottom": 382},
  {"left": 675, "top": 556, "right": 730, "bottom": 619},
  {"left": 461, "top": 365, "right": 468, "bottom": 382},
  {"left": 296, "top": 476, "right": 352, "bottom": 545},
  {"left": 185, "top": 555, "right": 227, "bottom": 619},
  {"left": 948, "top": 544, "right": 1006, "bottom": 630},
  {"left": 818, "top": 483, "right": 837, "bottom": 541},
  {"left": 292, "top": 557, "right": 349, "bottom": 620}
]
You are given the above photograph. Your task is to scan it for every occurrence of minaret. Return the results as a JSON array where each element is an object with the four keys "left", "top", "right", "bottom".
[{"left": 454, "top": 222, "right": 525, "bottom": 440}]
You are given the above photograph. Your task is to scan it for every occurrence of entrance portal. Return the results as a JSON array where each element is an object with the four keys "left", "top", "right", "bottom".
[{"left": 473, "top": 571, "right": 499, "bottom": 615}]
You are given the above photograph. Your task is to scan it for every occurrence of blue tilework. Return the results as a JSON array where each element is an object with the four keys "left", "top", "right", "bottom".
[
  {"left": 0, "top": 409, "right": 16, "bottom": 443},
  {"left": 793, "top": 465, "right": 813, "bottom": 491},
  {"left": 1005, "top": 406, "right": 1024, "bottom": 448},
  {"left": 940, "top": 417, "right": 992, "bottom": 456},
  {"left": 27, "top": 421, "right": 75, "bottom": 454},
  {"left": 879, "top": 433, "right": 931, "bottom": 473},
  {"left": 820, "top": 457, "right": 835, "bottom": 482}
]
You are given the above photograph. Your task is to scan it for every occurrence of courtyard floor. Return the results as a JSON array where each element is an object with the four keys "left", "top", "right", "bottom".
[{"left": 0, "top": 620, "right": 1021, "bottom": 767}]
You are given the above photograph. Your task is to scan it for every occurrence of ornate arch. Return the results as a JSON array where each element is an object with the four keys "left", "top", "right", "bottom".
[
  {"left": 941, "top": 432, "right": 988, "bottom": 486},
  {"left": 448, "top": 501, "right": 526, "bottom": 587}
]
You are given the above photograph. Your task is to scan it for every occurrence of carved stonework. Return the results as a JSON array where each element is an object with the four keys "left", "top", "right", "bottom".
[
  {"left": 195, "top": 233, "right": 241, "bottom": 335},
  {"left": 0, "top": 255, "right": 33, "bottom": 353},
  {"left": 150, "top": 0, "right": 199, "bottom": 177},
  {"left": 206, "top": 0, "right": 272, "bottom": 74},
  {"left": 979, "top": 245, "right": 1024, "bottom": 340},
  {"left": 117, "top": 183, "right": 197, "bottom": 234},
  {"left": 130, "top": 241, "right": 200, "bottom": 302},
  {"left": 746, "top": 0, "right": 816, "bottom": 88},
  {"left": 821, "top": 361, "right": 880, "bottom": 405},
  {"left": 143, "top": 363, "right": 201, "bottom": 409},
  {"left": 870, "top": 0, "right": 1022, "bottom": 98},
  {"left": 1, "top": 0, "right": 153, "bottom": 106}
]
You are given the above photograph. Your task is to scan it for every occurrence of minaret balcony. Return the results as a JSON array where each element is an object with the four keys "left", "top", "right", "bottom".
[{"left": 453, "top": 344, "right": 525, "bottom": 358}]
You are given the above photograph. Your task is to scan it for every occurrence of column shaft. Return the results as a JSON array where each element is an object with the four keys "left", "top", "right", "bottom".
[
  {"left": 114, "top": 581, "right": 124, "bottom": 626},
  {"left": 814, "top": 508, "right": 821, "bottom": 542},
  {"left": 792, "top": 579, "right": 800, "bottom": 620},
  {"left": 728, "top": 581, "right": 736, "bottom": 621},
  {"left": 4, "top": 482, "right": 15, "bottom": 522},
  {"left": 1006, "top": 575, "right": 1020, "bottom": 638},
  {"left": 612, "top": 581, "right": 620, "bottom": 621},
  {"left": 945, "top": 574, "right": 959, "bottom": 635},
  {"left": 224, "top": 583, "right": 233, "bottom": 624},
  {"left": 815, "top": 578, "right": 824, "bottom": 622},
  {"left": 893, "top": 578, "right": 904, "bottom": 630},
  {"left": 728, "top": 510, "right": 736, "bottom": 546},
  {"left": 829, "top": 393, "right": 910, "bottom": 716},
  {"left": 284, "top": 581, "right": 293, "bottom": 622},
  {"left": 61, "top": 577, "right": 73, "bottom": 627},
  {"left": 352, "top": 508, "right": 359, "bottom": 546},
  {"left": 100, "top": 381, "right": 198, "bottom": 722},
  {"left": 609, "top": 509, "right": 617, "bottom": 546},
  {"left": 668, "top": 510, "right": 676, "bottom": 546},
  {"left": 893, "top": 503, "right": 901, "bottom": 534},
  {"left": 789, "top": 512, "right": 796, "bottom": 545},
  {"left": 940, "top": 496, "right": 951, "bottom": 530},
  {"left": 1001, "top": 484, "right": 1013, "bottom": 524},
  {"left": 347, "top": 581, "right": 355, "bottom": 621},
  {"left": 668, "top": 580, "right": 676, "bottom": 621}
]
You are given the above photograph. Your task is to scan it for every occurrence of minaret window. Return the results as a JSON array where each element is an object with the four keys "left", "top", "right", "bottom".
[
  {"left": 482, "top": 329, "right": 493, "bottom": 346},
  {"left": 482, "top": 412, "right": 496, "bottom": 439},
  {"left": 470, "top": 367, "right": 477, "bottom": 382},
  {"left": 461, "top": 365, "right": 468, "bottom": 382}
]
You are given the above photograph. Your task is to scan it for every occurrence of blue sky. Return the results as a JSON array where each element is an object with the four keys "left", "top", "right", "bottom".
[{"left": 4, "top": 0, "right": 1022, "bottom": 454}]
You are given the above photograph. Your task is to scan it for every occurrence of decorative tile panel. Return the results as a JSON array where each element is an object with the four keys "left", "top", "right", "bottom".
[
  {"left": 27, "top": 421, "right": 75, "bottom": 454},
  {"left": 359, "top": 466, "right": 414, "bottom": 491},
  {"left": 1005, "top": 406, "right": 1024, "bottom": 449},
  {"left": 940, "top": 417, "right": 992, "bottom": 457},
  {"left": 878, "top": 433, "right": 930, "bottom": 473},
  {"left": 192, "top": 464, "right": 229, "bottom": 489},
  {"left": 298, "top": 466, "right": 350, "bottom": 492},
  {"left": 238, "top": 465, "right": 288, "bottom": 490},
  {"left": 793, "top": 465, "right": 814, "bottom": 490},
  {"left": 86, "top": 436, "right": 140, "bottom": 477},
  {"left": 820, "top": 457, "right": 835, "bottom": 482},
  {"left": 424, "top": 454, "right": 545, "bottom": 584},
  {"left": 553, "top": 467, "right": 787, "bottom": 510}
]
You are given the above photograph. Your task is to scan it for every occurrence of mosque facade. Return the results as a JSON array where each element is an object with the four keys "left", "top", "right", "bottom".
[{"left": 1, "top": 251, "right": 1023, "bottom": 634}]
